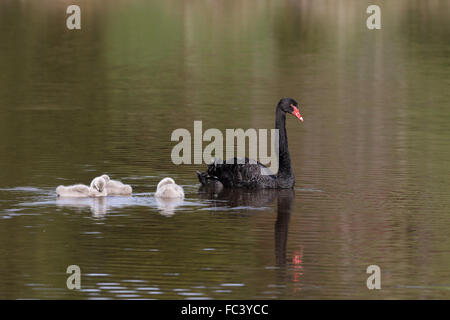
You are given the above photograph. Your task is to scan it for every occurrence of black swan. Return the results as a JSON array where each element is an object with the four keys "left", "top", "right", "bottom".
[{"left": 197, "top": 97, "right": 303, "bottom": 189}]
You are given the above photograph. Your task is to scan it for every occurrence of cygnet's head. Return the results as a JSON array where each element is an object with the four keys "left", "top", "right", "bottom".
[
  {"left": 100, "top": 174, "right": 110, "bottom": 183},
  {"left": 157, "top": 177, "right": 176, "bottom": 190},
  {"left": 91, "top": 177, "right": 106, "bottom": 192}
]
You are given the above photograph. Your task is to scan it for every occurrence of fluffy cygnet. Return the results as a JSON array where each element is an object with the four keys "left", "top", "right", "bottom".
[
  {"left": 95, "top": 174, "right": 132, "bottom": 196},
  {"left": 56, "top": 177, "right": 107, "bottom": 198},
  {"left": 56, "top": 184, "right": 91, "bottom": 198},
  {"left": 155, "top": 177, "right": 184, "bottom": 199}
]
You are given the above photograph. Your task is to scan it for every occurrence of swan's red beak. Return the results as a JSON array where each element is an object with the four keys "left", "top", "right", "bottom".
[{"left": 291, "top": 105, "right": 304, "bottom": 122}]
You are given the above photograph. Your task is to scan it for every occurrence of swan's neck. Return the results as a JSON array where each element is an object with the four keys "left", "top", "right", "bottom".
[{"left": 275, "top": 109, "right": 294, "bottom": 184}]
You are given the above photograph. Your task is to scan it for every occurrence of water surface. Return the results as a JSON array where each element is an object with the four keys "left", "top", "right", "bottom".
[{"left": 0, "top": 0, "right": 449, "bottom": 299}]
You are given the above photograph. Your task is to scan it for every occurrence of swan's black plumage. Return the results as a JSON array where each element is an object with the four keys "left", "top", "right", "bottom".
[{"left": 197, "top": 97, "right": 302, "bottom": 189}]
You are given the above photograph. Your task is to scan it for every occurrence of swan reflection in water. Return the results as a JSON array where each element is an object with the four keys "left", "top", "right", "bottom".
[
  {"left": 155, "top": 197, "right": 184, "bottom": 217},
  {"left": 56, "top": 193, "right": 185, "bottom": 217},
  {"left": 274, "top": 189, "right": 294, "bottom": 266},
  {"left": 198, "top": 186, "right": 294, "bottom": 265},
  {"left": 56, "top": 196, "right": 108, "bottom": 218}
]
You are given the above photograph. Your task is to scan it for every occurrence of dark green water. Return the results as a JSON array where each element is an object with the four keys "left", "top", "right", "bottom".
[{"left": 0, "top": 0, "right": 449, "bottom": 299}]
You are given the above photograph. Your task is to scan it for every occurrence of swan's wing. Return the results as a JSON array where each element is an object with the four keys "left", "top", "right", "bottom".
[
  {"left": 106, "top": 180, "right": 132, "bottom": 195},
  {"left": 108, "top": 180, "right": 124, "bottom": 187},
  {"left": 156, "top": 184, "right": 184, "bottom": 199},
  {"left": 207, "top": 157, "right": 276, "bottom": 188},
  {"left": 56, "top": 184, "right": 90, "bottom": 197},
  {"left": 71, "top": 184, "right": 90, "bottom": 192}
]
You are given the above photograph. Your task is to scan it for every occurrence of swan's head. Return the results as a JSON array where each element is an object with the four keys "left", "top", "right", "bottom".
[
  {"left": 156, "top": 177, "right": 176, "bottom": 190},
  {"left": 100, "top": 174, "right": 110, "bottom": 183},
  {"left": 91, "top": 177, "right": 106, "bottom": 192},
  {"left": 278, "top": 97, "right": 303, "bottom": 122}
]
